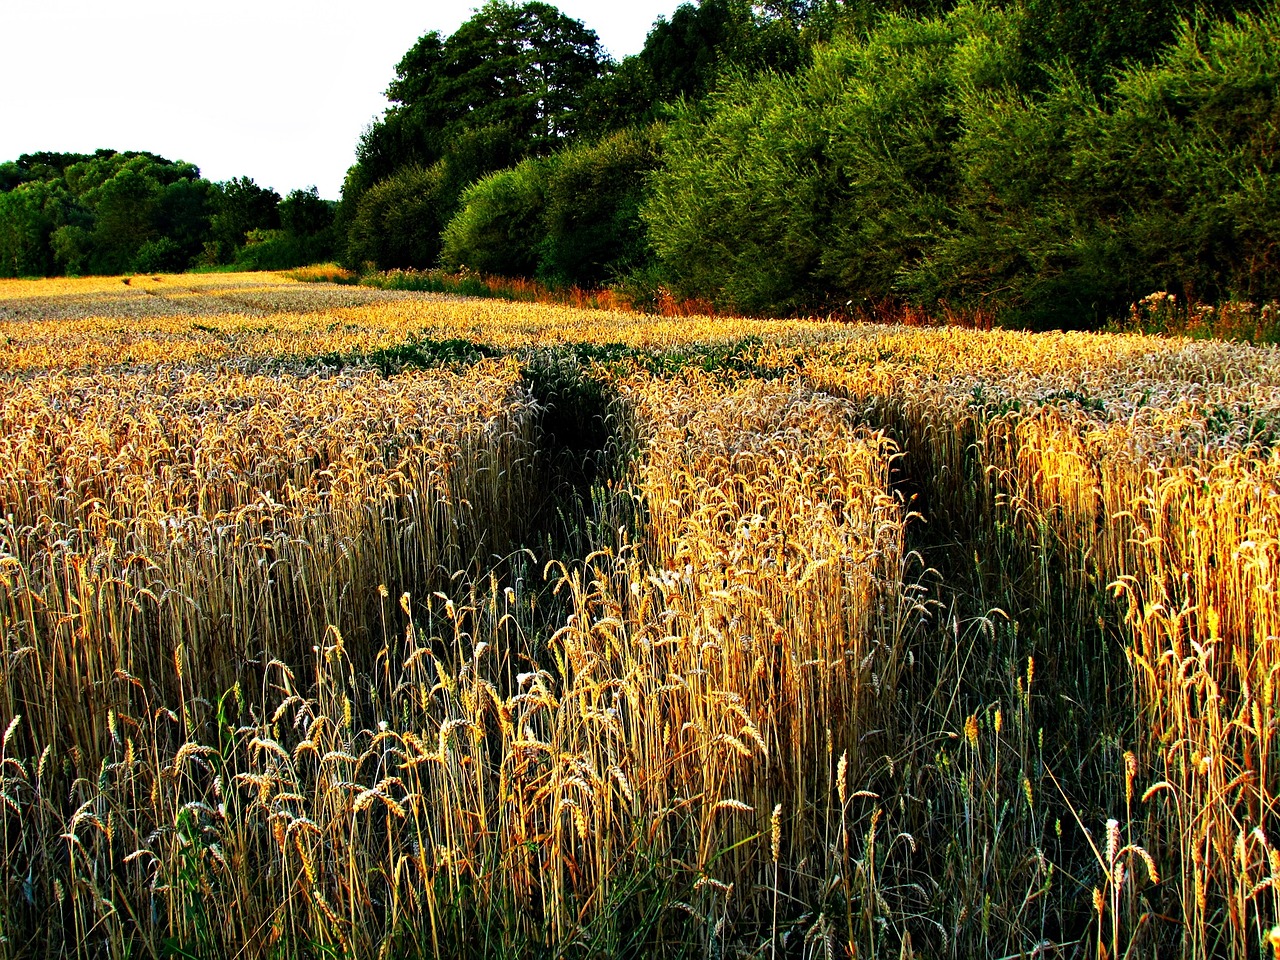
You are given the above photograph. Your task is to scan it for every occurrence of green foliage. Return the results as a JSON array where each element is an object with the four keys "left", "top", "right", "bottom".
[
  {"left": 643, "top": 1, "right": 1280, "bottom": 326},
  {"left": 433, "top": 1, "right": 605, "bottom": 147},
  {"left": 360, "top": 1, "right": 606, "bottom": 180},
  {"left": 0, "top": 150, "right": 229, "bottom": 277},
  {"left": 439, "top": 126, "right": 661, "bottom": 288},
  {"left": 257, "top": 187, "right": 339, "bottom": 268},
  {"left": 910, "top": 8, "right": 1280, "bottom": 326},
  {"left": 0, "top": 181, "right": 79, "bottom": 277},
  {"left": 49, "top": 224, "right": 92, "bottom": 275},
  {"left": 643, "top": 66, "right": 825, "bottom": 313},
  {"left": 441, "top": 161, "right": 549, "bottom": 277},
  {"left": 643, "top": 6, "right": 981, "bottom": 316},
  {"left": 279, "top": 186, "right": 334, "bottom": 238},
  {"left": 345, "top": 164, "right": 452, "bottom": 270},
  {"left": 229, "top": 229, "right": 304, "bottom": 271},
  {"left": 0, "top": 148, "right": 338, "bottom": 277},
  {"left": 131, "top": 236, "right": 186, "bottom": 273},
  {"left": 537, "top": 127, "right": 660, "bottom": 288},
  {"left": 574, "top": 57, "right": 658, "bottom": 140},
  {"left": 816, "top": 11, "right": 983, "bottom": 300},
  {"left": 0, "top": 161, "right": 26, "bottom": 192},
  {"left": 342, "top": 1, "right": 608, "bottom": 270},
  {"left": 1084, "top": 10, "right": 1280, "bottom": 304},
  {"left": 209, "top": 176, "right": 281, "bottom": 253},
  {"left": 575, "top": 0, "right": 811, "bottom": 141},
  {"left": 642, "top": 0, "right": 807, "bottom": 104},
  {"left": 1017, "top": 0, "right": 1261, "bottom": 93},
  {"left": 84, "top": 165, "right": 165, "bottom": 274}
]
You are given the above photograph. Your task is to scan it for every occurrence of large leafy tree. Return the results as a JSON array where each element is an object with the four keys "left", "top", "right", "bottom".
[
  {"left": 576, "top": 0, "right": 811, "bottom": 140},
  {"left": 69, "top": 154, "right": 211, "bottom": 273},
  {"left": 342, "top": 1, "right": 607, "bottom": 268},
  {"left": 0, "top": 181, "right": 82, "bottom": 277},
  {"left": 360, "top": 1, "right": 606, "bottom": 180},
  {"left": 0, "top": 151, "right": 216, "bottom": 276},
  {"left": 640, "top": 0, "right": 805, "bottom": 104}
]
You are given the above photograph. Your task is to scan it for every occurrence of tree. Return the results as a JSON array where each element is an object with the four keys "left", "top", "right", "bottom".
[
  {"left": 341, "top": 2, "right": 608, "bottom": 268},
  {"left": 641, "top": 0, "right": 805, "bottom": 104},
  {"left": 157, "top": 178, "right": 216, "bottom": 264},
  {"left": 345, "top": 164, "right": 452, "bottom": 270},
  {"left": 643, "top": 4, "right": 1023, "bottom": 314},
  {"left": 0, "top": 162, "right": 28, "bottom": 193},
  {"left": 84, "top": 167, "right": 161, "bottom": 273},
  {"left": 0, "top": 181, "right": 81, "bottom": 277},
  {"left": 364, "top": 1, "right": 606, "bottom": 177},
  {"left": 279, "top": 186, "right": 334, "bottom": 238},
  {"left": 66, "top": 155, "right": 205, "bottom": 274},
  {"left": 210, "top": 177, "right": 281, "bottom": 255},
  {"left": 50, "top": 225, "right": 92, "bottom": 275}
]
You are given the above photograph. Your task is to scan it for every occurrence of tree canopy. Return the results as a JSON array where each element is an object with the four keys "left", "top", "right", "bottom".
[
  {"left": 0, "top": 150, "right": 335, "bottom": 277},
  {"left": 358, "top": 0, "right": 608, "bottom": 184},
  {"left": 7, "top": 0, "right": 1276, "bottom": 325}
]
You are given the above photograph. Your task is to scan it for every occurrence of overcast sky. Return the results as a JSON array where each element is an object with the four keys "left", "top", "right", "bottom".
[{"left": 1, "top": 1, "right": 677, "bottom": 199}]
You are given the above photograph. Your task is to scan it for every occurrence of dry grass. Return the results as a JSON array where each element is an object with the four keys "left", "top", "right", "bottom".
[{"left": 0, "top": 274, "right": 1278, "bottom": 958}]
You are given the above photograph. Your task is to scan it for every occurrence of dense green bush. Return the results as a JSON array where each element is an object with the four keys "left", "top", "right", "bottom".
[
  {"left": 898, "top": 30, "right": 1110, "bottom": 327},
  {"left": 230, "top": 230, "right": 305, "bottom": 271},
  {"left": 644, "top": 7, "right": 1016, "bottom": 314},
  {"left": 817, "top": 7, "right": 1021, "bottom": 301},
  {"left": 131, "top": 236, "right": 187, "bottom": 273},
  {"left": 439, "top": 126, "right": 660, "bottom": 288},
  {"left": 644, "top": 2, "right": 1280, "bottom": 325},
  {"left": 345, "top": 163, "right": 452, "bottom": 270},
  {"left": 644, "top": 71, "right": 812, "bottom": 311},
  {"left": 537, "top": 127, "right": 660, "bottom": 287},
  {"left": 1086, "top": 10, "right": 1280, "bottom": 305},
  {"left": 914, "top": 8, "right": 1280, "bottom": 327},
  {"left": 440, "top": 160, "right": 549, "bottom": 276},
  {"left": 1016, "top": 0, "right": 1261, "bottom": 94}
]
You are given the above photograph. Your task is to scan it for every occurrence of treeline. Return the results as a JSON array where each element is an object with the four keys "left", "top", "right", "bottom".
[
  {"left": 337, "top": 0, "right": 814, "bottom": 290},
  {"left": 341, "top": 0, "right": 1277, "bottom": 328},
  {"left": 0, "top": 150, "right": 337, "bottom": 277},
  {"left": 7, "top": 0, "right": 1275, "bottom": 328}
]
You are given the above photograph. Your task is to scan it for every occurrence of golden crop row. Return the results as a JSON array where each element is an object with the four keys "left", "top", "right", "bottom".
[
  {"left": 0, "top": 363, "right": 536, "bottom": 764},
  {"left": 785, "top": 329, "right": 1280, "bottom": 958}
]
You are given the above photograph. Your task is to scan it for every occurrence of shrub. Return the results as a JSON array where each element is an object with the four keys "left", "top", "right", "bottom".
[
  {"left": 440, "top": 159, "right": 550, "bottom": 277},
  {"left": 643, "top": 9, "right": 1009, "bottom": 314},
  {"left": 537, "top": 126, "right": 660, "bottom": 288},
  {"left": 345, "top": 163, "right": 452, "bottom": 270},
  {"left": 914, "top": 8, "right": 1280, "bottom": 327},
  {"left": 643, "top": 66, "right": 830, "bottom": 314},
  {"left": 232, "top": 229, "right": 308, "bottom": 271},
  {"left": 1084, "top": 9, "right": 1280, "bottom": 304},
  {"left": 131, "top": 235, "right": 186, "bottom": 273}
]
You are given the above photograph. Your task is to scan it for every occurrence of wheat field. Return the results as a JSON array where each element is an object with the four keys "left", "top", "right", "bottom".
[{"left": 0, "top": 271, "right": 1277, "bottom": 959}]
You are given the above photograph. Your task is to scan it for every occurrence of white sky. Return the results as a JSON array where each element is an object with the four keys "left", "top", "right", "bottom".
[{"left": 1, "top": 1, "right": 678, "bottom": 200}]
